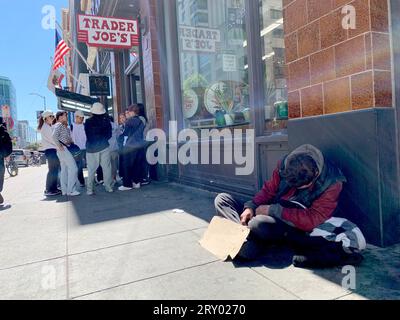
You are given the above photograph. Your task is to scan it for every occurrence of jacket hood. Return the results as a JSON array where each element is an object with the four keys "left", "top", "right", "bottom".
[{"left": 285, "top": 144, "right": 325, "bottom": 177}]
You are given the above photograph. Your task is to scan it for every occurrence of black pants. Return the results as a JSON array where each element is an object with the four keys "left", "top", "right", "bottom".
[
  {"left": 76, "top": 150, "right": 86, "bottom": 186},
  {"left": 44, "top": 149, "right": 60, "bottom": 193},
  {"left": 214, "top": 193, "right": 350, "bottom": 265},
  {"left": 0, "top": 159, "right": 4, "bottom": 193},
  {"left": 121, "top": 147, "right": 142, "bottom": 187}
]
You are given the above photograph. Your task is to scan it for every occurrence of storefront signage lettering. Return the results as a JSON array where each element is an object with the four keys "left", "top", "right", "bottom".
[
  {"left": 78, "top": 14, "right": 139, "bottom": 49},
  {"left": 180, "top": 26, "right": 221, "bottom": 53},
  {"left": 222, "top": 54, "right": 237, "bottom": 72}
]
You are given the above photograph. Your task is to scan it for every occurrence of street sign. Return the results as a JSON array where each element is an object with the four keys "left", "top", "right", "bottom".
[{"left": 89, "top": 75, "right": 111, "bottom": 96}]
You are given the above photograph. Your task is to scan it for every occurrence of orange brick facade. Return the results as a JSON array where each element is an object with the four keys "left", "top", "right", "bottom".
[
  {"left": 284, "top": 0, "right": 393, "bottom": 118},
  {"left": 139, "top": 0, "right": 164, "bottom": 129}
]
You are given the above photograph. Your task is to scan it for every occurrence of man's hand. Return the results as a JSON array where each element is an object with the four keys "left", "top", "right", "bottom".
[
  {"left": 240, "top": 208, "right": 254, "bottom": 226},
  {"left": 256, "top": 205, "right": 270, "bottom": 216}
]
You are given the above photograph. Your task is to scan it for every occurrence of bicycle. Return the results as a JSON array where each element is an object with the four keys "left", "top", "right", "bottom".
[
  {"left": 28, "top": 155, "right": 41, "bottom": 167},
  {"left": 5, "top": 155, "right": 18, "bottom": 177}
]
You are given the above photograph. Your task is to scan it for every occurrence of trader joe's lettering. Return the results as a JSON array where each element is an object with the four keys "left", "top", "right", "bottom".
[{"left": 78, "top": 14, "right": 139, "bottom": 49}]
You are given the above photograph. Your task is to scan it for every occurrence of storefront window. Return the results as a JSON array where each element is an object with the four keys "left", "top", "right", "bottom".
[
  {"left": 260, "top": 0, "right": 288, "bottom": 134},
  {"left": 176, "top": 0, "right": 250, "bottom": 129}
]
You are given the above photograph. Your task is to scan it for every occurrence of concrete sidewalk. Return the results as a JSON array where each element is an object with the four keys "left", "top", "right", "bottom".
[{"left": 0, "top": 166, "right": 399, "bottom": 300}]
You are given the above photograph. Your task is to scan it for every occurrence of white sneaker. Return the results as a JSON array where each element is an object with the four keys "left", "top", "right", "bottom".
[
  {"left": 132, "top": 183, "right": 141, "bottom": 189},
  {"left": 118, "top": 186, "right": 133, "bottom": 191},
  {"left": 68, "top": 191, "right": 81, "bottom": 197},
  {"left": 87, "top": 191, "right": 94, "bottom": 196}
]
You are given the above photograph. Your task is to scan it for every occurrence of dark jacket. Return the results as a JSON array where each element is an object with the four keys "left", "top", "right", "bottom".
[
  {"left": 84, "top": 115, "right": 112, "bottom": 153},
  {"left": 123, "top": 116, "right": 145, "bottom": 149},
  {"left": 245, "top": 144, "right": 347, "bottom": 232}
]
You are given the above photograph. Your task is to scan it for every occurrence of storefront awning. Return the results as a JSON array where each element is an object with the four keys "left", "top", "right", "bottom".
[{"left": 55, "top": 88, "right": 99, "bottom": 115}]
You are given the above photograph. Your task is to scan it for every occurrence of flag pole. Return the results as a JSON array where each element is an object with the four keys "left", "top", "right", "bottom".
[{"left": 55, "top": 21, "right": 96, "bottom": 74}]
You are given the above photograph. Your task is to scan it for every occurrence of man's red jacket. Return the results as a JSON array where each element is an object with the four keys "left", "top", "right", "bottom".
[{"left": 245, "top": 162, "right": 343, "bottom": 233}]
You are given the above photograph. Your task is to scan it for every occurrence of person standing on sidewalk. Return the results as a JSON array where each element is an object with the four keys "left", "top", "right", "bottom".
[
  {"left": 0, "top": 117, "right": 13, "bottom": 208},
  {"left": 71, "top": 110, "right": 87, "bottom": 188},
  {"left": 84, "top": 103, "right": 113, "bottom": 195},
  {"left": 118, "top": 105, "right": 145, "bottom": 191},
  {"left": 38, "top": 111, "right": 61, "bottom": 197},
  {"left": 135, "top": 104, "right": 151, "bottom": 186},
  {"left": 52, "top": 112, "right": 80, "bottom": 197},
  {"left": 108, "top": 116, "right": 122, "bottom": 184}
]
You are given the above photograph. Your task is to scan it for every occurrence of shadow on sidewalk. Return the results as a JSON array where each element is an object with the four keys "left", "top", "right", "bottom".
[{"left": 67, "top": 181, "right": 216, "bottom": 226}]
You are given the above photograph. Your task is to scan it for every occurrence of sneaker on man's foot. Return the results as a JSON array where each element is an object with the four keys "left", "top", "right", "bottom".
[
  {"left": 132, "top": 183, "right": 141, "bottom": 189},
  {"left": 45, "top": 190, "right": 62, "bottom": 197},
  {"left": 68, "top": 191, "right": 81, "bottom": 197},
  {"left": 118, "top": 186, "right": 133, "bottom": 191},
  {"left": 87, "top": 191, "right": 94, "bottom": 196},
  {"left": 141, "top": 179, "right": 151, "bottom": 186}
]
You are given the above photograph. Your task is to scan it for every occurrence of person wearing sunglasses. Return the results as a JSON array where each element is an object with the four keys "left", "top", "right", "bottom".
[{"left": 38, "top": 111, "right": 61, "bottom": 197}]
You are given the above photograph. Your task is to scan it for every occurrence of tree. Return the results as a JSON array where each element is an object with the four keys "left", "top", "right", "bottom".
[{"left": 25, "top": 143, "right": 41, "bottom": 151}]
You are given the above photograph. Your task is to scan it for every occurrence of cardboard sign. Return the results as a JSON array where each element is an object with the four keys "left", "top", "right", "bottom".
[
  {"left": 78, "top": 14, "right": 139, "bottom": 49},
  {"left": 199, "top": 216, "right": 250, "bottom": 261}
]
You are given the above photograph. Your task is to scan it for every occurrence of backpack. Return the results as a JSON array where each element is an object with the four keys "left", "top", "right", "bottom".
[{"left": 0, "top": 127, "right": 12, "bottom": 158}]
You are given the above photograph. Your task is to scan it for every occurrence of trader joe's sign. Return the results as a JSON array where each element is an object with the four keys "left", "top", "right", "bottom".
[
  {"left": 78, "top": 14, "right": 139, "bottom": 49},
  {"left": 180, "top": 26, "right": 221, "bottom": 53}
]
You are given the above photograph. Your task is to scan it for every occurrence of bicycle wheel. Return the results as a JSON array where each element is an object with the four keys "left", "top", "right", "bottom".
[{"left": 7, "top": 162, "right": 18, "bottom": 177}]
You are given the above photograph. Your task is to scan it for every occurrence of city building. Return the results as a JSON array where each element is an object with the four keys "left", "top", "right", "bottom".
[
  {"left": 0, "top": 76, "right": 17, "bottom": 137},
  {"left": 60, "top": 0, "right": 400, "bottom": 247},
  {"left": 17, "top": 120, "right": 37, "bottom": 149}
]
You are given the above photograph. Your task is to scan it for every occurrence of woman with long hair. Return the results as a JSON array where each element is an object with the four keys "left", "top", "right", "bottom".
[
  {"left": 52, "top": 111, "right": 80, "bottom": 197},
  {"left": 38, "top": 111, "right": 61, "bottom": 197},
  {"left": 118, "top": 105, "right": 145, "bottom": 191}
]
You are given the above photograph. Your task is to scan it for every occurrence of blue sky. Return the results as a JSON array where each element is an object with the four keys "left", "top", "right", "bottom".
[{"left": 0, "top": 0, "right": 68, "bottom": 128}]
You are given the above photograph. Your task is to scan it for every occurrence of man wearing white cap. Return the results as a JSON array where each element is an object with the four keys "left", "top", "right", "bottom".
[
  {"left": 71, "top": 110, "right": 87, "bottom": 187},
  {"left": 84, "top": 102, "right": 113, "bottom": 195}
]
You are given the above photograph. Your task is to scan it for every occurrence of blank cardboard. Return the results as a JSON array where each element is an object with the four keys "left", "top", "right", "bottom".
[{"left": 199, "top": 217, "right": 250, "bottom": 261}]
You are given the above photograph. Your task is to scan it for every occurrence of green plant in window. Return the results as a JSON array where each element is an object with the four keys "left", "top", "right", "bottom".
[
  {"left": 183, "top": 73, "right": 209, "bottom": 91},
  {"left": 210, "top": 83, "right": 234, "bottom": 114}
]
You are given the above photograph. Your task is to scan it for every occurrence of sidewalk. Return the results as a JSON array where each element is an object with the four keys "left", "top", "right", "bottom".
[{"left": 0, "top": 166, "right": 399, "bottom": 300}]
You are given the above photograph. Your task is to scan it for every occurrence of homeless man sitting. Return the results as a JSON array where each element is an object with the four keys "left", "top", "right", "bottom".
[{"left": 215, "top": 144, "right": 366, "bottom": 268}]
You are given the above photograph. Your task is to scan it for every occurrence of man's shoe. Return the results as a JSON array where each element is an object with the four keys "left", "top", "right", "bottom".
[
  {"left": 87, "top": 191, "right": 94, "bottom": 196},
  {"left": 68, "top": 191, "right": 81, "bottom": 197},
  {"left": 342, "top": 253, "right": 364, "bottom": 266},
  {"left": 45, "top": 190, "right": 62, "bottom": 197},
  {"left": 106, "top": 188, "right": 114, "bottom": 193},
  {"left": 118, "top": 186, "right": 133, "bottom": 191},
  {"left": 141, "top": 179, "right": 151, "bottom": 186},
  {"left": 132, "top": 183, "right": 141, "bottom": 189}
]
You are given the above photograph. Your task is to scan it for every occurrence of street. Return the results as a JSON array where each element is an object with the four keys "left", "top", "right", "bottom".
[{"left": 0, "top": 166, "right": 399, "bottom": 300}]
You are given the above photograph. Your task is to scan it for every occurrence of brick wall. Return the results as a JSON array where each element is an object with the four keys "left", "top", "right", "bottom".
[
  {"left": 139, "top": 0, "right": 164, "bottom": 129},
  {"left": 283, "top": 0, "right": 393, "bottom": 119}
]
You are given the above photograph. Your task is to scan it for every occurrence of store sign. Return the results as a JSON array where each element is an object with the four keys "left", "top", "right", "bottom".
[
  {"left": 222, "top": 54, "right": 237, "bottom": 72},
  {"left": 180, "top": 26, "right": 221, "bottom": 53},
  {"left": 89, "top": 75, "right": 111, "bottom": 96},
  {"left": 77, "top": 14, "right": 139, "bottom": 49}
]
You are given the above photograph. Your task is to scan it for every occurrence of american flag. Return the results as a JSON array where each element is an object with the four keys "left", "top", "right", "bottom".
[{"left": 53, "top": 30, "right": 70, "bottom": 70}]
